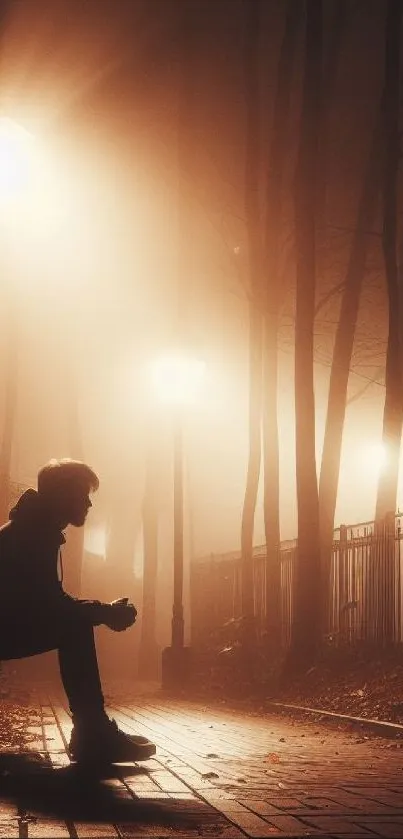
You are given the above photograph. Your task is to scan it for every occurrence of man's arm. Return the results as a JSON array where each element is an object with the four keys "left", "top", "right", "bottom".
[{"left": 61, "top": 593, "right": 137, "bottom": 631}]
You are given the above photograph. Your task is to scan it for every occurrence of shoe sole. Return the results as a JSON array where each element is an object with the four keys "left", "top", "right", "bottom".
[{"left": 70, "top": 741, "right": 157, "bottom": 766}]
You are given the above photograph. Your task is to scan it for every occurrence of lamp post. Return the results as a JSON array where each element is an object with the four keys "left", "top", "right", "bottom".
[
  {"left": 138, "top": 435, "right": 160, "bottom": 680},
  {"left": 150, "top": 353, "right": 205, "bottom": 690},
  {"left": 172, "top": 408, "right": 184, "bottom": 649}
]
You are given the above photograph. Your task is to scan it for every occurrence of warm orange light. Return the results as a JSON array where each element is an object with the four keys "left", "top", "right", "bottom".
[
  {"left": 150, "top": 353, "right": 206, "bottom": 405},
  {"left": 0, "top": 117, "right": 35, "bottom": 200},
  {"left": 360, "top": 442, "right": 388, "bottom": 473},
  {"left": 84, "top": 525, "right": 107, "bottom": 558},
  {"left": 0, "top": 117, "right": 77, "bottom": 257}
]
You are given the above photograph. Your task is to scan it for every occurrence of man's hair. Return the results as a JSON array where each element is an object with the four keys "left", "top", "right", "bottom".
[{"left": 37, "top": 459, "right": 99, "bottom": 498}]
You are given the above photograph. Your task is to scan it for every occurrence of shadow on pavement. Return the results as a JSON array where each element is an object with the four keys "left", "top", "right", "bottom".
[{"left": 0, "top": 752, "right": 214, "bottom": 831}]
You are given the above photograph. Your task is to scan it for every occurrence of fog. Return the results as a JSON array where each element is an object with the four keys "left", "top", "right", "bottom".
[{"left": 0, "top": 0, "right": 399, "bottom": 658}]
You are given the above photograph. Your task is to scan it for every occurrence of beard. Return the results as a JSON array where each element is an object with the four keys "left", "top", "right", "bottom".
[{"left": 69, "top": 510, "right": 88, "bottom": 527}]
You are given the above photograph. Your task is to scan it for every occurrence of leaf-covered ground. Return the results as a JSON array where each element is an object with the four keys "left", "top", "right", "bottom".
[
  {"left": 274, "top": 653, "right": 403, "bottom": 723},
  {"left": 0, "top": 690, "right": 40, "bottom": 751},
  {"left": 190, "top": 642, "right": 403, "bottom": 725},
  {"left": 1, "top": 646, "right": 402, "bottom": 741}
]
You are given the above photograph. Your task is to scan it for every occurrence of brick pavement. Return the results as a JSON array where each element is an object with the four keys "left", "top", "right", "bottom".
[{"left": 0, "top": 684, "right": 402, "bottom": 838}]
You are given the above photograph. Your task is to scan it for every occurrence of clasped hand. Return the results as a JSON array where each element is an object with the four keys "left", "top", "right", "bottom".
[{"left": 104, "top": 599, "right": 137, "bottom": 632}]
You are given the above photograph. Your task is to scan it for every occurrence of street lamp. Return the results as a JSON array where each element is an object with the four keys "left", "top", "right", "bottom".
[
  {"left": 150, "top": 352, "right": 205, "bottom": 689},
  {"left": 0, "top": 117, "right": 36, "bottom": 204}
]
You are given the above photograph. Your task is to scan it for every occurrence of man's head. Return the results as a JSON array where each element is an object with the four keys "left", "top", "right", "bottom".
[{"left": 37, "top": 458, "right": 99, "bottom": 528}]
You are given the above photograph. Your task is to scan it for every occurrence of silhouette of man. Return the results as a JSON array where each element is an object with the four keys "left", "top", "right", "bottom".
[{"left": 0, "top": 458, "right": 156, "bottom": 764}]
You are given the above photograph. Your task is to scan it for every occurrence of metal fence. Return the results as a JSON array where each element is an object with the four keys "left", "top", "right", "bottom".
[{"left": 190, "top": 514, "right": 403, "bottom": 648}]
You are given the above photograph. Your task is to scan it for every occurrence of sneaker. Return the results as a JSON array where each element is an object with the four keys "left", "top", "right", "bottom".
[{"left": 69, "top": 718, "right": 156, "bottom": 764}]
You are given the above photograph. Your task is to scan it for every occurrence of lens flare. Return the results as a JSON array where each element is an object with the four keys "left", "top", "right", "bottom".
[
  {"left": 0, "top": 117, "right": 35, "bottom": 198},
  {"left": 150, "top": 354, "right": 206, "bottom": 405}
]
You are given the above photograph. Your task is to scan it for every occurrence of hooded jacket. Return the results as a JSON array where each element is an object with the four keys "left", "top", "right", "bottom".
[{"left": 0, "top": 489, "right": 102, "bottom": 623}]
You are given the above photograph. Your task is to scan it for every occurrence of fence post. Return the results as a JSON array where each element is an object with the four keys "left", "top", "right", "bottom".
[
  {"left": 339, "top": 525, "right": 347, "bottom": 642},
  {"left": 384, "top": 512, "right": 395, "bottom": 644},
  {"left": 397, "top": 517, "right": 402, "bottom": 643}
]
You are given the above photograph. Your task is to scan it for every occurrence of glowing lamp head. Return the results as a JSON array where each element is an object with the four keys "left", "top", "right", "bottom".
[
  {"left": 368, "top": 442, "right": 388, "bottom": 472},
  {"left": 0, "top": 117, "right": 35, "bottom": 199},
  {"left": 150, "top": 353, "right": 206, "bottom": 405}
]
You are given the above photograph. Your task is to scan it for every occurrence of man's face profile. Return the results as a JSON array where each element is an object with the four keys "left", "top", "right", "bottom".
[{"left": 57, "top": 482, "right": 93, "bottom": 528}]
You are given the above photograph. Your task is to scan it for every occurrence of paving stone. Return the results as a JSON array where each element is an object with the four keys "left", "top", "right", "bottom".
[
  {"left": 4, "top": 685, "right": 403, "bottom": 838},
  {"left": 261, "top": 813, "right": 320, "bottom": 835},
  {"left": 238, "top": 798, "right": 286, "bottom": 816},
  {"left": 302, "top": 815, "right": 376, "bottom": 834},
  {"left": 202, "top": 796, "right": 288, "bottom": 837},
  {"left": 355, "top": 819, "right": 403, "bottom": 836},
  {"left": 28, "top": 818, "right": 70, "bottom": 837},
  {"left": 74, "top": 823, "right": 119, "bottom": 837},
  {"left": 0, "top": 815, "right": 19, "bottom": 838}
]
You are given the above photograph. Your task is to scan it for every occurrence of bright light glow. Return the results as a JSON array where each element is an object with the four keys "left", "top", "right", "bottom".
[
  {"left": 364, "top": 442, "right": 388, "bottom": 472},
  {"left": 84, "top": 525, "right": 107, "bottom": 558},
  {"left": 0, "top": 118, "right": 36, "bottom": 199},
  {"left": 150, "top": 353, "right": 206, "bottom": 405},
  {"left": 0, "top": 116, "right": 76, "bottom": 261}
]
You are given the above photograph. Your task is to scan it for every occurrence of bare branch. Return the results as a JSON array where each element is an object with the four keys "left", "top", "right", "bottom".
[
  {"left": 346, "top": 366, "right": 385, "bottom": 404},
  {"left": 315, "top": 280, "right": 345, "bottom": 316}
]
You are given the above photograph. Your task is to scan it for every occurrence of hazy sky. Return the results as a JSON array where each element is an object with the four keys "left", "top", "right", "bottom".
[{"left": 0, "top": 0, "right": 399, "bottom": 577}]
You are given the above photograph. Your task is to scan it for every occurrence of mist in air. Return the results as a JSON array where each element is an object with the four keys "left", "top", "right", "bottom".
[{"left": 0, "top": 0, "right": 399, "bottom": 666}]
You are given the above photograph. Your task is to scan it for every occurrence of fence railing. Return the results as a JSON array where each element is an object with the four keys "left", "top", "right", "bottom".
[{"left": 190, "top": 514, "right": 403, "bottom": 648}]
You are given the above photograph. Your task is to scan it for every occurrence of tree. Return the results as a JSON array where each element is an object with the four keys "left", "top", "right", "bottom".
[
  {"left": 288, "top": 0, "right": 323, "bottom": 667},
  {"left": 262, "top": 0, "right": 300, "bottom": 648},
  {"left": 138, "top": 435, "right": 160, "bottom": 678},
  {"left": 240, "top": 0, "right": 263, "bottom": 627},
  {"left": 370, "top": 0, "right": 402, "bottom": 646},
  {"left": 318, "top": 102, "right": 385, "bottom": 631},
  {"left": 375, "top": 0, "right": 402, "bottom": 523}
]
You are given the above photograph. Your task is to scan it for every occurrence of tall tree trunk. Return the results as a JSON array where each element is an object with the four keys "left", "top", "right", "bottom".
[
  {"left": 288, "top": 0, "right": 346, "bottom": 640},
  {"left": 241, "top": 306, "right": 263, "bottom": 621},
  {"left": 262, "top": 0, "right": 300, "bottom": 649},
  {"left": 241, "top": 0, "right": 263, "bottom": 629},
  {"left": 375, "top": 0, "right": 402, "bottom": 523},
  {"left": 172, "top": 0, "right": 197, "bottom": 650},
  {"left": 0, "top": 1, "right": 21, "bottom": 525},
  {"left": 138, "top": 436, "right": 160, "bottom": 678},
  {"left": 318, "top": 104, "right": 384, "bottom": 630},
  {"left": 398, "top": 240, "right": 403, "bottom": 422},
  {"left": 371, "top": 0, "right": 402, "bottom": 646},
  {"left": 289, "top": 0, "right": 322, "bottom": 668},
  {"left": 316, "top": 0, "right": 347, "bottom": 222}
]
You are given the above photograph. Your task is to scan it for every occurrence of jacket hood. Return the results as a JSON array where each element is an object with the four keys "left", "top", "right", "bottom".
[
  {"left": 9, "top": 488, "right": 40, "bottom": 522},
  {"left": 8, "top": 489, "right": 66, "bottom": 544}
]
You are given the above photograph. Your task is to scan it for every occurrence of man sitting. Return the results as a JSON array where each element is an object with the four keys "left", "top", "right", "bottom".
[{"left": 0, "top": 458, "right": 156, "bottom": 765}]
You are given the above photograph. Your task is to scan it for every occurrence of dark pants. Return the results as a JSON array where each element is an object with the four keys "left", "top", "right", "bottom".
[{"left": 0, "top": 604, "right": 105, "bottom": 726}]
